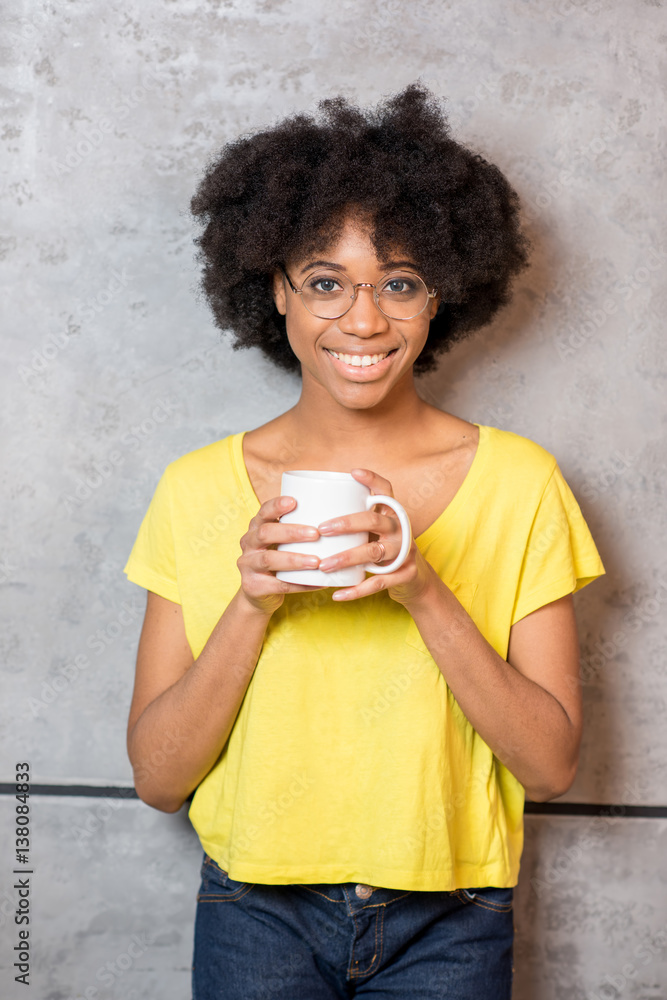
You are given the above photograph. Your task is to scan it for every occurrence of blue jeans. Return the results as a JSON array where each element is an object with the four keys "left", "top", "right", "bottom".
[{"left": 192, "top": 853, "right": 514, "bottom": 999}]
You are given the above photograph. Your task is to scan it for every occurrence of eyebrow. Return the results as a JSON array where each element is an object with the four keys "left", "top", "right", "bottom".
[{"left": 298, "top": 258, "right": 419, "bottom": 275}]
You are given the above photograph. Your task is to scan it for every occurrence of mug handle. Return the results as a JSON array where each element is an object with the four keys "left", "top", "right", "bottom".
[{"left": 362, "top": 495, "right": 413, "bottom": 575}]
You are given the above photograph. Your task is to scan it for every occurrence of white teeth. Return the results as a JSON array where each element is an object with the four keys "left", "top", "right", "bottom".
[{"left": 328, "top": 350, "right": 390, "bottom": 367}]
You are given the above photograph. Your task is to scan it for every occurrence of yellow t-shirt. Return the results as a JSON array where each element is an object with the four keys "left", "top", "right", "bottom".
[{"left": 123, "top": 423, "right": 605, "bottom": 891}]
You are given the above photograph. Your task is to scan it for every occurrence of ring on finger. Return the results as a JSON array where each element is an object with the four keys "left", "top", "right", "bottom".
[{"left": 373, "top": 540, "right": 386, "bottom": 564}]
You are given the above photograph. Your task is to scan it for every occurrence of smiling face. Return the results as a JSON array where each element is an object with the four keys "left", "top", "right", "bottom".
[{"left": 272, "top": 214, "right": 440, "bottom": 410}]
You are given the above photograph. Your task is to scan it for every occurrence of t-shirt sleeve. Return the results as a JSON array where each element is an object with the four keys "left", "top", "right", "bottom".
[
  {"left": 123, "top": 464, "right": 181, "bottom": 604},
  {"left": 511, "top": 463, "right": 605, "bottom": 626}
]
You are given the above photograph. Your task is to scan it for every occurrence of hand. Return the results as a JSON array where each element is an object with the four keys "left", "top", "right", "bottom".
[
  {"left": 237, "top": 496, "right": 328, "bottom": 617},
  {"left": 316, "top": 468, "right": 436, "bottom": 606}
]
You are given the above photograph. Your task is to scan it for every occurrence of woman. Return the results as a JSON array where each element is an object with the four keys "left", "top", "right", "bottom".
[{"left": 124, "top": 84, "right": 605, "bottom": 998}]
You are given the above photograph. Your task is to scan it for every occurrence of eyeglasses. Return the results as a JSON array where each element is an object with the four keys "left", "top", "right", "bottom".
[{"left": 281, "top": 266, "right": 437, "bottom": 321}]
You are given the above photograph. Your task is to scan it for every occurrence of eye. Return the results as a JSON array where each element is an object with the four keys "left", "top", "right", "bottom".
[
  {"left": 382, "top": 275, "right": 419, "bottom": 295},
  {"left": 306, "top": 273, "right": 345, "bottom": 295}
]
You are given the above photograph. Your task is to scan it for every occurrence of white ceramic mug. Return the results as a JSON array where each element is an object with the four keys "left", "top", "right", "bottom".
[{"left": 275, "top": 470, "right": 412, "bottom": 588}]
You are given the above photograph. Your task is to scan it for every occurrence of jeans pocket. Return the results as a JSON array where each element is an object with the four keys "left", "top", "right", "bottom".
[
  {"left": 456, "top": 886, "right": 513, "bottom": 913},
  {"left": 197, "top": 854, "right": 255, "bottom": 902}
]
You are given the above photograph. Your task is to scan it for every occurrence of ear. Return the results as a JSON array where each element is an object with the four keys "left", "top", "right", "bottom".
[
  {"left": 429, "top": 291, "right": 441, "bottom": 320},
  {"left": 272, "top": 271, "right": 287, "bottom": 316}
]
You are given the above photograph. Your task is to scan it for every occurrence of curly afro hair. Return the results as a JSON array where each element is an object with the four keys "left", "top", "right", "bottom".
[{"left": 190, "top": 83, "right": 531, "bottom": 377}]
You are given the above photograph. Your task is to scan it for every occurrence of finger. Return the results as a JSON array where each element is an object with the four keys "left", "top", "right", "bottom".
[
  {"left": 246, "top": 496, "right": 296, "bottom": 542},
  {"left": 349, "top": 467, "right": 395, "bottom": 496},
  {"left": 255, "top": 494, "right": 298, "bottom": 525},
  {"left": 253, "top": 519, "right": 320, "bottom": 548},
  {"left": 249, "top": 547, "right": 321, "bottom": 575},
  {"left": 283, "top": 582, "right": 330, "bottom": 591},
  {"left": 317, "top": 509, "right": 393, "bottom": 536},
  {"left": 330, "top": 551, "right": 417, "bottom": 600},
  {"left": 331, "top": 574, "right": 390, "bottom": 601},
  {"left": 349, "top": 469, "right": 399, "bottom": 519},
  {"left": 318, "top": 538, "right": 388, "bottom": 573}
]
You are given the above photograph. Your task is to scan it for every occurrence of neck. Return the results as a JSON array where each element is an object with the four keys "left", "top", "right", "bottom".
[{"left": 281, "top": 369, "right": 437, "bottom": 463}]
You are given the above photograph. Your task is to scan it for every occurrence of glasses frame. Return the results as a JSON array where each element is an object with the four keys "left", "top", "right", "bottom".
[{"left": 280, "top": 266, "right": 438, "bottom": 321}]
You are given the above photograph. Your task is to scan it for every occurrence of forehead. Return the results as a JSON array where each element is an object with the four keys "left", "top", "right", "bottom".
[{"left": 290, "top": 214, "right": 415, "bottom": 271}]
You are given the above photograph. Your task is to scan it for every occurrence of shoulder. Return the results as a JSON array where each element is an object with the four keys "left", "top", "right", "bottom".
[
  {"left": 480, "top": 424, "right": 558, "bottom": 487},
  {"left": 162, "top": 434, "right": 240, "bottom": 489},
  {"left": 166, "top": 434, "right": 236, "bottom": 471}
]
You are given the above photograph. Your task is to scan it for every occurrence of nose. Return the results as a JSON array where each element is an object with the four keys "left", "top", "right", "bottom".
[{"left": 336, "top": 285, "right": 390, "bottom": 337}]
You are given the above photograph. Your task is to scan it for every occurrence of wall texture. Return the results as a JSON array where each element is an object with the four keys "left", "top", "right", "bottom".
[{"left": 1, "top": 1, "right": 665, "bottom": 997}]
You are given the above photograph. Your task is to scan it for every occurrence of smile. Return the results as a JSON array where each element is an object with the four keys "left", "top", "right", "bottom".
[{"left": 325, "top": 348, "right": 397, "bottom": 369}]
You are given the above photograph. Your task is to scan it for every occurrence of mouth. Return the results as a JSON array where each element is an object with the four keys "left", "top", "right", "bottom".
[{"left": 324, "top": 348, "right": 398, "bottom": 377}]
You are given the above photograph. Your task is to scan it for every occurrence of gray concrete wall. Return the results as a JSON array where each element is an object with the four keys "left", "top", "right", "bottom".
[{"left": 1, "top": 1, "right": 665, "bottom": 997}]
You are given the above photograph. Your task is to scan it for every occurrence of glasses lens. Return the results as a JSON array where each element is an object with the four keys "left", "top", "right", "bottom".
[
  {"left": 377, "top": 272, "right": 429, "bottom": 319},
  {"left": 300, "top": 272, "right": 354, "bottom": 318}
]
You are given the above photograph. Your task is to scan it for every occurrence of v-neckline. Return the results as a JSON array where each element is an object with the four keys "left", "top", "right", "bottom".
[{"left": 231, "top": 422, "right": 488, "bottom": 546}]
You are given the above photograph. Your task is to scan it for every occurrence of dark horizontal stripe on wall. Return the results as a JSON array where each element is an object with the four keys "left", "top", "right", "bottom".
[
  {"left": 0, "top": 784, "right": 666, "bottom": 816},
  {"left": 524, "top": 802, "right": 667, "bottom": 817},
  {"left": 0, "top": 783, "right": 139, "bottom": 799}
]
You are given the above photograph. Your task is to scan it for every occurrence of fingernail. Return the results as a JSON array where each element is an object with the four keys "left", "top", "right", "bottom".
[{"left": 318, "top": 520, "right": 342, "bottom": 533}]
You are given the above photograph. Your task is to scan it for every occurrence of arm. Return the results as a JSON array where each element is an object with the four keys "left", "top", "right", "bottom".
[
  {"left": 402, "top": 565, "right": 582, "bottom": 802},
  {"left": 127, "top": 589, "right": 272, "bottom": 813},
  {"left": 126, "top": 492, "right": 329, "bottom": 813},
  {"left": 313, "top": 465, "right": 584, "bottom": 802}
]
